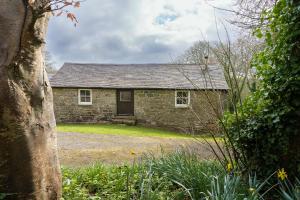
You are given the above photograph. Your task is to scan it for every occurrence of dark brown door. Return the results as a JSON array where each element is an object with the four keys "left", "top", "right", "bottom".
[{"left": 117, "top": 89, "right": 134, "bottom": 116}]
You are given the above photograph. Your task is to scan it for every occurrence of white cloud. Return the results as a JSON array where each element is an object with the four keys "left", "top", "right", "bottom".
[{"left": 46, "top": 0, "right": 234, "bottom": 68}]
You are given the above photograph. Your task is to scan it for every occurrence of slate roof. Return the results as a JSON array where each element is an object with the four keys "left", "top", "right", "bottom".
[{"left": 50, "top": 63, "right": 228, "bottom": 90}]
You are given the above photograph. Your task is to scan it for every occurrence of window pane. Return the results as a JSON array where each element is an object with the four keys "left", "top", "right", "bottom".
[
  {"left": 177, "top": 98, "right": 183, "bottom": 104},
  {"left": 120, "top": 91, "right": 131, "bottom": 102},
  {"left": 177, "top": 92, "right": 183, "bottom": 97},
  {"left": 182, "top": 98, "right": 188, "bottom": 104},
  {"left": 182, "top": 92, "right": 188, "bottom": 97},
  {"left": 81, "top": 97, "right": 86, "bottom": 102},
  {"left": 85, "top": 97, "right": 91, "bottom": 102},
  {"left": 80, "top": 90, "right": 85, "bottom": 96},
  {"left": 85, "top": 90, "right": 90, "bottom": 97}
]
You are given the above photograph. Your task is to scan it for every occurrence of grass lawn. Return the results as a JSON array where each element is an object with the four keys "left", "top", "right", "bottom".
[{"left": 57, "top": 123, "right": 203, "bottom": 138}]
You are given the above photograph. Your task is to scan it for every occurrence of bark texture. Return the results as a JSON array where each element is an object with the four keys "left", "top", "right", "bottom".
[{"left": 0, "top": 1, "right": 61, "bottom": 199}]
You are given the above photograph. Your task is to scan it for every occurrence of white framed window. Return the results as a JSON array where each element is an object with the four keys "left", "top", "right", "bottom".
[
  {"left": 175, "top": 90, "right": 190, "bottom": 108},
  {"left": 78, "top": 89, "right": 92, "bottom": 105}
]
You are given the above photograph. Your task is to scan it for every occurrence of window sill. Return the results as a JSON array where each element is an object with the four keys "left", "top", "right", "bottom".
[
  {"left": 175, "top": 105, "right": 190, "bottom": 108},
  {"left": 78, "top": 102, "right": 93, "bottom": 106}
]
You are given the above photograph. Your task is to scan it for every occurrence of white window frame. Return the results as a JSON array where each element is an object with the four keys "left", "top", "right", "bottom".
[
  {"left": 78, "top": 89, "right": 92, "bottom": 105},
  {"left": 175, "top": 90, "right": 190, "bottom": 108}
]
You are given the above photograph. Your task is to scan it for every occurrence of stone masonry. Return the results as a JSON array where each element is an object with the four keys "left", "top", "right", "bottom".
[
  {"left": 53, "top": 88, "right": 226, "bottom": 133},
  {"left": 53, "top": 88, "right": 116, "bottom": 123},
  {"left": 134, "top": 90, "right": 226, "bottom": 133}
]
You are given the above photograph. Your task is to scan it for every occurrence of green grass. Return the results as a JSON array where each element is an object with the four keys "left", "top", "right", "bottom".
[{"left": 57, "top": 123, "right": 199, "bottom": 138}]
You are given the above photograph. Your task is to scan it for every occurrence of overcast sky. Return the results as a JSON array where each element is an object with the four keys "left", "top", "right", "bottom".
[{"left": 46, "top": 0, "right": 235, "bottom": 69}]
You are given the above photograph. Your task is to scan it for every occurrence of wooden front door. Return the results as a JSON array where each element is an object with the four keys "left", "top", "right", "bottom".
[{"left": 117, "top": 89, "right": 134, "bottom": 116}]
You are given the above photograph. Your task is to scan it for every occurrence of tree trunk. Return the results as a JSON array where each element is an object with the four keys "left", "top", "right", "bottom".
[{"left": 0, "top": 1, "right": 61, "bottom": 199}]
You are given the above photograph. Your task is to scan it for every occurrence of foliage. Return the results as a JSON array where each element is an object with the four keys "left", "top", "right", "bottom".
[
  {"left": 279, "top": 178, "right": 300, "bottom": 200},
  {"left": 144, "top": 149, "right": 225, "bottom": 199},
  {"left": 61, "top": 149, "right": 300, "bottom": 199},
  {"left": 0, "top": 194, "right": 7, "bottom": 200},
  {"left": 62, "top": 149, "right": 207, "bottom": 200},
  {"left": 175, "top": 165, "right": 299, "bottom": 200},
  {"left": 204, "top": 174, "right": 263, "bottom": 200},
  {"left": 61, "top": 150, "right": 223, "bottom": 200},
  {"left": 206, "top": 175, "right": 242, "bottom": 200},
  {"left": 223, "top": 0, "right": 300, "bottom": 181},
  {"left": 202, "top": 172, "right": 300, "bottom": 200},
  {"left": 61, "top": 163, "right": 183, "bottom": 200}
]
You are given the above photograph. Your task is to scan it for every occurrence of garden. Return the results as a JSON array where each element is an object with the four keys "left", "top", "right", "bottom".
[
  {"left": 0, "top": 0, "right": 299, "bottom": 199},
  {"left": 61, "top": 0, "right": 300, "bottom": 199}
]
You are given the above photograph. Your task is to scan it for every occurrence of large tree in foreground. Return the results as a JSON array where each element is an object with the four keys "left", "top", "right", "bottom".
[{"left": 0, "top": 0, "right": 79, "bottom": 199}]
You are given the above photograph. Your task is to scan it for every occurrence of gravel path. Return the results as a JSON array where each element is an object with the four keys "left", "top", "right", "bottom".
[{"left": 58, "top": 132, "right": 214, "bottom": 167}]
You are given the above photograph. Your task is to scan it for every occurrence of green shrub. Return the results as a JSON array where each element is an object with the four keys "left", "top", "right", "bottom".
[{"left": 224, "top": 0, "right": 300, "bottom": 180}]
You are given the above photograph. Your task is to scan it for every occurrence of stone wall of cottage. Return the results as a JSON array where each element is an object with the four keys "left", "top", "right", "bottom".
[
  {"left": 53, "top": 88, "right": 116, "bottom": 122},
  {"left": 53, "top": 88, "right": 226, "bottom": 133},
  {"left": 134, "top": 90, "right": 226, "bottom": 133}
]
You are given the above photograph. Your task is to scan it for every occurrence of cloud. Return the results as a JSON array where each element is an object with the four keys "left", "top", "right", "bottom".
[{"left": 46, "top": 0, "right": 234, "bottom": 69}]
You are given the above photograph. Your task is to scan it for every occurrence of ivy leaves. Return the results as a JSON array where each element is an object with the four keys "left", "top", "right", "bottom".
[{"left": 225, "top": 0, "right": 300, "bottom": 181}]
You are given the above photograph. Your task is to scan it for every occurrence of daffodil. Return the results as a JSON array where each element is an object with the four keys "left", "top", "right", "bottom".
[
  {"left": 249, "top": 187, "right": 255, "bottom": 193},
  {"left": 227, "top": 163, "right": 233, "bottom": 172},
  {"left": 130, "top": 149, "right": 136, "bottom": 156},
  {"left": 277, "top": 168, "right": 288, "bottom": 181}
]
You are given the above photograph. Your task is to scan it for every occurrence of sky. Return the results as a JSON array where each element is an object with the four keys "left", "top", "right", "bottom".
[{"left": 46, "top": 0, "right": 235, "bottom": 69}]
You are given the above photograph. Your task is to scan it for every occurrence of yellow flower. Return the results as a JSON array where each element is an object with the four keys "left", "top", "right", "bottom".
[
  {"left": 130, "top": 149, "right": 136, "bottom": 156},
  {"left": 227, "top": 163, "right": 233, "bottom": 172},
  {"left": 277, "top": 168, "right": 288, "bottom": 181},
  {"left": 249, "top": 187, "right": 255, "bottom": 193}
]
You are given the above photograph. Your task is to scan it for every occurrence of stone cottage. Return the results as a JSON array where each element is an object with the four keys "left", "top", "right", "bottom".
[{"left": 50, "top": 63, "right": 228, "bottom": 133}]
